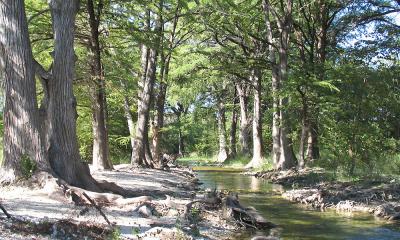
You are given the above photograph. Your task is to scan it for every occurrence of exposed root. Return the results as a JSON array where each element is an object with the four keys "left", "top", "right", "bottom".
[{"left": 0, "top": 204, "right": 11, "bottom": 219}]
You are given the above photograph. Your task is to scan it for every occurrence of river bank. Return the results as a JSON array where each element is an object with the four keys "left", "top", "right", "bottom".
[
  {"left": 0, "top": 164, "right": 258, "bottom": 239},
  {"left": 253, "top": 167, "right": 400, "bottom": 221}
]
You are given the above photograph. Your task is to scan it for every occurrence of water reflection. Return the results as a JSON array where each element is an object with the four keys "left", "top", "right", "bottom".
[{"left": 194, "top": 169, "right": 400, "bottom": 240}]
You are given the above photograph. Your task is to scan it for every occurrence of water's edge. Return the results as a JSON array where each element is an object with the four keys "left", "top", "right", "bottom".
[{"left": 194, "top": 168, "right": 400, "bottom": 240}]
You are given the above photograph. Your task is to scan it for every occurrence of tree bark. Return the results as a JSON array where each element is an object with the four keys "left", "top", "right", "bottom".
[
  {"left": 152, "top": 5, "right": 179, "bottom": 168},
  {"left": 263, "top": 0, "right": 297, "bottom": 170},
  {"left": 131, "top": 6, "right": 161, "bottom": 167},
  {"left": 217, "top": 94, "right": 228, "bottom": 163},
  {"left": 235, "top": 83, "right": 250, "bottom": 156},
  {"left": 298, "top": 95, "right": 309, "bottom": 169},
  {"left": 120, "top": 80, "right": 135, "bottom": 150},
  {"left": 229, "top": 89, "right": 238, "bottom": 157},
  {"left": 47, "top": 0, "right": 100, "bottom": 190},
  {"left": 0, "top": 0, "right": 49, "bottom": 183},
  {"left": 131, "top": 43, "right": 149, "bottom": 167},
  {"left": 262, "top": 0, "right": 280, "bottom": 167},
  {"left": 87, "top": 0, "right": 112, "bottom": 170},
  {"left": 246, "top": 69, "right": 263, "bottom": 168}
]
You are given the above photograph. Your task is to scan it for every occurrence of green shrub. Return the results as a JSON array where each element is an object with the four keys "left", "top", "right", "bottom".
[{"left": 21, "top": 154, "right": 37, "bottom": 179}]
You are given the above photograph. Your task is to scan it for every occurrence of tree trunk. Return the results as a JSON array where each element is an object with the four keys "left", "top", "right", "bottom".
[
  {"left": 262, "top": 0, "right": 281, "bottom": 167},
  {"left": 131, "top": 44, "right": 149, "bottom": 167},
  {"left": 306, "top": 120, "right": 320, "bottom": 161},
  {"left": 152, "top": 52, "right": 169, "bottom": 168},
  {"left": 0, "top": 0, "right": 49, "bottom": 183},
  {"left": 298, "top": 90, "right": 309, "bottom": 169},
  {"left": 87, "top": 0, "right": 112, "bottom": 170},
  {"left": 236, "top": 83, "right": 250, "bottom": 156},
  {"left": 131, "top": 6, "right": 162, "bottom": 168},
  {"left": 47, "top": 0, "right": 100, "bottom": 190},
  {"left": 178, "top": 116, "right": 184, "bottom": 157},
  {"left": 229, "top": 89, "right": 238, "bottom": 157},
  {"left": 123, "top": 95, "right": 135, "bottom": 150},
  {"left": 217, "top": 96, "right": 228, "bottom": 163},
  {"left": 131, "top": 44, "right": 158, "bottom": 167},
  {"left": 246, "top": 69, "right": 263, "bottom": 168},
  {"left": 277, "top": 2, "right": 297, "bottom": 170},
  {"left": 305, "top": 1, "right": 327, "bottom": 162},
  {"left": 271, "top": 66, "right": 281, "bottom": 167}
]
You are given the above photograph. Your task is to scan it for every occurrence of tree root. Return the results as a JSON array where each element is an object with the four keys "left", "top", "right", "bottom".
[{"left": 0, "top": 203, "right": 11, "bottom": 218}]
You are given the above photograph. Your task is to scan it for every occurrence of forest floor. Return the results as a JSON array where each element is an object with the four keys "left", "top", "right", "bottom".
[
  {"left": 253, "top": 167, "right": 400, "bottom": 221},
  {"left": 0, "top": 164, "right": 243, "bottom": 240}
]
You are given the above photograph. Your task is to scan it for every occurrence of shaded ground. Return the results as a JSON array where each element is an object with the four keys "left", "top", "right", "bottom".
[
  {"left": 0, "top": 165, "right": 240, "bottom": 239},
  {"left": 254, "top": 168, "right": 400, "bottom": 221}
]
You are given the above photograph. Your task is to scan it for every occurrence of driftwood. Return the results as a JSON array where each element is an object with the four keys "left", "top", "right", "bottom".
[
  {"left": 82, "top": 192, "right": 111, "bottom": 225},
  {"left": 223, "top": 192, "right": 275, "bottom": 229},
  {"left": 0, "top": 203, "right": 11, "bottom": 218},
  {"left": 183, "top": 195, "right": 222, "bottom": 218}
]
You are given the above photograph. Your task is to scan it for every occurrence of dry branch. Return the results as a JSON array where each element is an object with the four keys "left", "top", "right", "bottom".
[{"left": 0, "top": 203, "right": 11, "bottom": 218}]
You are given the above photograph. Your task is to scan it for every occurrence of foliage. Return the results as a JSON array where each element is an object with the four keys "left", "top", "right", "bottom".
[{"left": 20, "top": 154, "right": 37, "bottom": 179}]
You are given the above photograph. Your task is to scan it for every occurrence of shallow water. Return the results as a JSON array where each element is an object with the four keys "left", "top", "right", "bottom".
[{"left": 194, "top": 167, "right": 400, "bottom": 240}]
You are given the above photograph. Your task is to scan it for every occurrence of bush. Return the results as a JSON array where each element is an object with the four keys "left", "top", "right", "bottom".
[{"left": 21, "top": 154, "right": 37, "bottom": 179}]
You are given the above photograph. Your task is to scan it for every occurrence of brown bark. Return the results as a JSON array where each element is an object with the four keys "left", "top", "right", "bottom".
[
  {"left": 152, "top": 6, "right": 179, "bottom": 167},
  {"left": 131, "top": 43, "right": 149, "bottom": 167},
  {"left": 87, "top": 0, "right": 112, "bottom": 170},
  {"left": 217, "top": 92, "right": 228, "bottom": 163},
  {"left": 277, "top": 1, "right": 297, "bottom": 169},
  {"left": 262, "top": 0, "right": 280, "bottom": 167},
  {"left": 263, "top": 0, "right": 297, "bottom": 170},
  {"left": 47, "top": 0, "right": 100, "bottom": 190},
  {"left": 298, "top": 93, "right": 309, "bottom": 169},
  {"left": 120, "top": 80, "right": 135, "bottom": 149},
  {"left": 245, "top": 69, "right": 263, "bottom": 168},
  {"left": 235, "top": 83, "right": 250, "bottom": 156},
  {"left": 131, "top": 6, "right": 162, "bottom": 167},
  {"left": 0, "top": 0, "right": 49, "bottom": 183},
  {"left": 229, "top": 89, "right": 238, "bottom": 157}
]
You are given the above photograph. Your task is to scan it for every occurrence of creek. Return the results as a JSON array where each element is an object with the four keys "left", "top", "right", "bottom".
[{"left": 194, "top": 167, "right": 400, "bottom": 240}]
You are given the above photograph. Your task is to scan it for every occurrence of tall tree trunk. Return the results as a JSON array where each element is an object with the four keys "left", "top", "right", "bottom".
[
  {"left": 152, "top": 81, "right": 167, "bottom": 167},
  {"left": 178, "top": 116, "right": 184, "bottom": 157},
  {"left": 217, "top": 95, "right": 228, "bottom": 163},
  {"left": 152, "top": 50, "right": 169, "bottom": 167},
  {"left": 0, "top": 0, "right": 49, "bottom": 183},
  {"left": 298, "top": 93, "right": 309, "bottom": 169},
  {"left": 132, "top": 44, "right": 158, "bottom": 167},
  {"left": 131, "top": 5, "right": 162, "bottom": 168},
  {"left": 263, "top": 0, "right": 297, "bottom": 170},
  {"left": 229, "top": 89, "right": 238, "bottom": 157},
  {"left": 262, "top": 0, "right": 281, "bottom": 167},
  {"left": 119, "top": 79, "right": 135, "bottom": 150},
  {"left": 271, "top": 66, "right": 281, "bottom": 167},
  {"left": 246, "top": 69, "right": 263, "bottom": 168},
  {"left": 131, "top": 44, "right": 149, "bottom": 167},
  {"left": 306, "top": 119, "right": 320, "bottom": 161},
  {"left": 123, "top": 95, "right": 135, "bottom": 150},
  {"left": 46, "top": 0, "right": 99, "bottom": 190},
  {"left": 87, "top": 0, "right": 112, "bottom": 170},
  {"left": 236, "top": 83, "right": 250, "bottom": 156},
  {"left": 152, "top": 5, "right": 179, "bottom": 168},
  {"left": 306, "top": 0, "right": 328, "bottom": 162}
]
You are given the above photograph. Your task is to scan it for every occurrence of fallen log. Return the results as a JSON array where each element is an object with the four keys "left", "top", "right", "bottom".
[{"left": 223, "top": 192, "right": 275, "bottom": 229}]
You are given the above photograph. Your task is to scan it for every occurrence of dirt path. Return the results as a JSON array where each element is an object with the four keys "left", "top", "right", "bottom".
[{"left": 0, "top": 165, "right": 238, "bottom": 240}]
